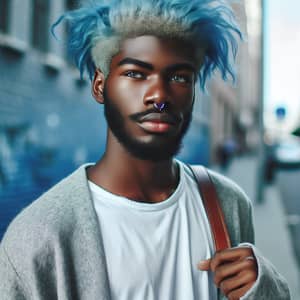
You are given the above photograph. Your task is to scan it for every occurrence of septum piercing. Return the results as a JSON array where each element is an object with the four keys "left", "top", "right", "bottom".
[{"left": 154, "top": 102, "right": 166, "bottom": 112}]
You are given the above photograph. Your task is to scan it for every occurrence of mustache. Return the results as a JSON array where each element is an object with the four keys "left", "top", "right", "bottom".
[{"left": 129, "top": 108, "right": 181, "bottom": 123}]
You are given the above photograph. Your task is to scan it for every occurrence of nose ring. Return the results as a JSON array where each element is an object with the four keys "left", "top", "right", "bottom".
[{"left": 154, "top": 102, "right": 166, "bottom": 112}]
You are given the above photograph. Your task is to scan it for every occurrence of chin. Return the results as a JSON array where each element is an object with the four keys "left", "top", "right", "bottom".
[{"left": 122, "top": 138, "right": 183, "bottom": 162}]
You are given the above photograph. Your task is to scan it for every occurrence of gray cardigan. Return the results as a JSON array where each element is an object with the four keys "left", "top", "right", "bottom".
[{"left": 0, "top": 164, "right": 290, "bottom": 299}]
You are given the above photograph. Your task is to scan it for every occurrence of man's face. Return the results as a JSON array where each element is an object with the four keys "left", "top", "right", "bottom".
[{"left": 99, "top": 35, "right": 202, "bottom": 161}]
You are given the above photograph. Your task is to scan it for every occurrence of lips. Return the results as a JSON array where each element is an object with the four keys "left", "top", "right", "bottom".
[
  {"left": 138, "top": 113, "right": 178, "bottom": 124},
  {"left": 137, "top": 113, "right": 179, "bottom": 133}
]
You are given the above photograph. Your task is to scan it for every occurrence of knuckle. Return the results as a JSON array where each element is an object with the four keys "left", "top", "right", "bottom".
[
  {"left": 214, "top": 268, "right": 223, "bottom": 279},
  {"left": 213, "top": 251, "right": 223, "bottom": 265},
  {"left": 220, "top": 281, "right": 230, "bottom": 294},
  {"left": 227, "top": 291, "right": 239, "bottom": 300},
  {"left": 240, "top": 269, "right": 257, "bottom": 284},
  {"left": 249, "top": 270, "right": 258, "bottom": 281},
  {"left": 238, "top": 246, "right": 252, "bottom": 254},
  {"left": 244, "top": 247, "right": 254, "bottom": 256},
  {"left": 213, "top": 275, "right": 219, "bottom": 286},
  {"left": 214, "top": 251, "right": 222, "bottom": 261},
  {"left": 244, "top": 258, "right": 255, "bottom": 268}
]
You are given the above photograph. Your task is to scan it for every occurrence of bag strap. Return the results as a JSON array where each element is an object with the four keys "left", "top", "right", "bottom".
[{"left": 188, "top": 165, "right": 231, "bottom": 251}]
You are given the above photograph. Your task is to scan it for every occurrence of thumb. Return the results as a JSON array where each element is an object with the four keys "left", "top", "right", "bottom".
[{"left": 197, "top": 258, "right": 211, "bottom": 271}]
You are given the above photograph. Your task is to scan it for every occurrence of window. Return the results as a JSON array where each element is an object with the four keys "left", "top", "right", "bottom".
[
  {"left": 0, "top": 0, "right": 10, "bottom": 33},
  {"left": 31, "top": 0, "right": 50, "bottom": 52},
  {"left": 66, "top": 0, "right": 78, "bottom": 10},
  {"left": 65, "top": 0, "right": 79, "bottom": 65}
]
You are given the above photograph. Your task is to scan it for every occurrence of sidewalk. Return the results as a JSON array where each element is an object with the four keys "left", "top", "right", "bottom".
[{"left": 213, "top": 156, "right": 299, "bottom": 299}]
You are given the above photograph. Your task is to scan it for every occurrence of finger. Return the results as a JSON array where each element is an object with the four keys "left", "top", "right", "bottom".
[
  {"left": 210, "top": 247, "right": 254, "bottom": 272},
  {"left": 218, "top": 269, "right": 257, "bottom": 296},
  {"left": 226, "top": 282, "right": 255, "bottom": 300},
  {"left": 214, "top": 256, "right": 257, "bottom": 287},
  {"left": 197, "top": 259, "right": 211, "bottom": 271}
]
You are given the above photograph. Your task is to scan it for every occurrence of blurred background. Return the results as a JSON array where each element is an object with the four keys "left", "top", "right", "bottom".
[{"left": 0, "top": 0, "right": 299, "bottom": 298}]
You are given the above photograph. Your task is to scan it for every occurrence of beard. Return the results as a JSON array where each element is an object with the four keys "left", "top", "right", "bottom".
[{"left": 103, "top": 88, "right": 193, "bottom": 162}]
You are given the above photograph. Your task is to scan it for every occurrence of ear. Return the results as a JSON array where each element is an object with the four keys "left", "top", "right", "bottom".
[{"left": 92, "top": 69, "right": 105, "bottom": 104}]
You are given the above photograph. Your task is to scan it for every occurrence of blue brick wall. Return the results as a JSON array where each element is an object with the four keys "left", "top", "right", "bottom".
[{"left": 0, "top": 46, "right": 107, "bottom": 239}]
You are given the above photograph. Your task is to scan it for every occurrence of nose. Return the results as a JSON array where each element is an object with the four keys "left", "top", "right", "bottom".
[{"left": 143, "top": 77, "right": 170, "bottom": 107}]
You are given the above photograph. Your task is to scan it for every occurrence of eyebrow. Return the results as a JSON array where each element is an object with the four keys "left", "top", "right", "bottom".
[
  {"left": 165, "top": 63, "right": 196, "bottom": 74},
  {"left": 117, "top": 58, "right": 196, "bottom": 74},
  {"left": 118, "top": 58, "right": 154, "bottom": 70}
]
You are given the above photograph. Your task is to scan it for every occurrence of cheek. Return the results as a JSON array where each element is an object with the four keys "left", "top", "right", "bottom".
[
  {"left": 107, "top": 78, "right": 146, "bottom": 107},
  {"left": 105, "top": 79, "right": 149, "bottom": 118},
  {"left": 173, "top": 87, "right": 195, "bottom": 109}
]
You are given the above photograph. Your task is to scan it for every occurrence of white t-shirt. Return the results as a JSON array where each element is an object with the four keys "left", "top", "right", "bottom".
[{"left": 88, "top": 160, "right": 217, "bottom": 300}]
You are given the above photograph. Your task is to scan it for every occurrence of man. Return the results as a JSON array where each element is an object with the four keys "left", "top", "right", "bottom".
[{"left": 0, "top": 0, "right": 290, "bottom": 299}]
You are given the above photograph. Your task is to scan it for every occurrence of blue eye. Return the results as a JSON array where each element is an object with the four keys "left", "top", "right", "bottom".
[
  {"left": 124, "top": 70, "right": 145, "bottom": 79},
  {"left": 170, "top": 74, "right": 191, "bottom": 83}
]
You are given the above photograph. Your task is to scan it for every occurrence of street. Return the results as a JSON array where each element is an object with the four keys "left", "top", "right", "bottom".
[
  {"left": 277, "top": 169, "right": 300, "bottom": 271},
  {"left": 277, "top": 169, "right": 300, "bottom": 214}
]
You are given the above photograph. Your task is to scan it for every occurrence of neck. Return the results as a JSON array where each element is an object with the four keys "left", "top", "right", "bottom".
[{"left": 87, "top": 136, "right": 179, "bottom": 203}]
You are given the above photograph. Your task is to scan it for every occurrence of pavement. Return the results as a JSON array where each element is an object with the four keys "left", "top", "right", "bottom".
[{"left": 213, "top": 155, "right": 299, "bottom": 300}]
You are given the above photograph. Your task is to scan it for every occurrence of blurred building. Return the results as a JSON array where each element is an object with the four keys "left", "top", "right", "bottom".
[
  {"left": 0, "top": 0, "right": 108, "bottom": 236},
  {"left": 209, "top": 0, "right": 263, "bottom": 162}
]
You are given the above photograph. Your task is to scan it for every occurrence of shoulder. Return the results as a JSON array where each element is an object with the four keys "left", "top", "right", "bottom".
[
  {"left": 1, "top": 164, "right": 92, "bottom": 254},
  {"left": 207, "top": 168, "right": 251, "bottom": 209},
  {"left": 207, "top": 168, "right": 254, "bottom": 244},
  {"left": 180, "top": 161, "right": 251, "bottom": 209},
  {"left": 207, "top": 168, "right": 253, "bottom": 221},
  {"left": 181, "top": 161, "right": 254, "bottom": 245}
]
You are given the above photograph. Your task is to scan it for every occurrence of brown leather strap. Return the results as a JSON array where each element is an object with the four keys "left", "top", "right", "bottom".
[{"left": 189, "top": 165, "right": 231, "bottom": 251}]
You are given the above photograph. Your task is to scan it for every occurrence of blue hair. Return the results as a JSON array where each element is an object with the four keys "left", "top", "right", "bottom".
[{"left": 52, "top": 0, "right": 242, "bottom": 90}]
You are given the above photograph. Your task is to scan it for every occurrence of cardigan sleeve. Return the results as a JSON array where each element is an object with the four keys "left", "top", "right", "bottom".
[
  {"left": 0, "top": 244, "right": 30, "bottom": 299},
  {"left": 239, "top": 243, "right": 291, "bottom": 300}
]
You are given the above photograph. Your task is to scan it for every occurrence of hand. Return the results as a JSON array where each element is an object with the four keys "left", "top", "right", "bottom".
[{"left": 198, "top": 246, "right": 258, "bottom": 300}]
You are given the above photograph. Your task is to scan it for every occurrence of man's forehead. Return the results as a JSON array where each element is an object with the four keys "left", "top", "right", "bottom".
[{"left": 113, "top": 35, "right": 204, "bottom": 69}]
